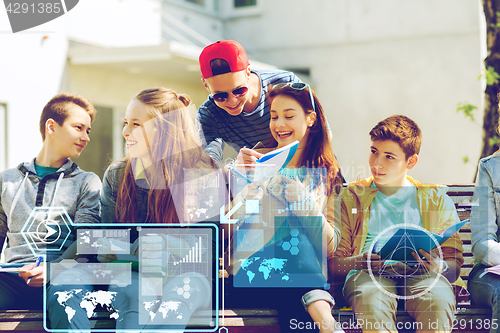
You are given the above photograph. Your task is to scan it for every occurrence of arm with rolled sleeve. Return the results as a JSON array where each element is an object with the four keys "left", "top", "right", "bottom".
[
  {"left": 471, "top": 158, "right": 500, "bottom": 266},
  {"left": 324, "top": 193, "right": 342, "bottom": 258},
  {"left": 196, "top": 107, "right": 224, "bottom": 163}
]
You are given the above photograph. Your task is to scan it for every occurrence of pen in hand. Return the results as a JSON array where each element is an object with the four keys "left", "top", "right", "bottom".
[{"left": 27, "top": 256, "right": 43, "bottom": 285}]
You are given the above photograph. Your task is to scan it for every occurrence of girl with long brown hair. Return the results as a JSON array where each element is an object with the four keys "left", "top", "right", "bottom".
[
  {"left": 100, "top": 87, "right": 216, "bottom": 330},
  {"left": 227, "top": 83, "right": 344, "bottom": 332},
  {"left": 102, "top": 87, "right": 213, "bottom": 224}
]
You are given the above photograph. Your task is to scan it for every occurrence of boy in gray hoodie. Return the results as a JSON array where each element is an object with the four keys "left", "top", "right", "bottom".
[{"left": 0, "top": 93, "right": 101, "bottom": 329}]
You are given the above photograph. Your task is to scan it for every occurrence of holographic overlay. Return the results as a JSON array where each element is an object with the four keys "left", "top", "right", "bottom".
[
  {"left": 231, "top": 167, "right": 330, "bottom": 288},
  {"left": 43, "top": 224, "right": 218, "bottom": 332},
  {"left": 21, "top": 207, "right": 74, "bottom": 255},
  {"left": 365, "top": 224, "right": 443, "bottom": 300}
]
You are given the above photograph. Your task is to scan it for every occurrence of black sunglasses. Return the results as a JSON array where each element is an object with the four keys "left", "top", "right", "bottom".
[
  {"left": 211, "top": 86, "right": 249, "bottom": 103},
  {"left": 273, "top": 82, "right": 315, "bottom": 113}
]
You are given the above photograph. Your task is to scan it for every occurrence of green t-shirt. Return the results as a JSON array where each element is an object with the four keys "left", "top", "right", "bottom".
[{"left": 35, "top": 164, "right": 59, "bottom": 178}]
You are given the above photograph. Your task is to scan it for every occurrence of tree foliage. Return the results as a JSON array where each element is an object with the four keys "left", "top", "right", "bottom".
[{"left": 481, "top": 0, "right": 500, "bottom": 158}]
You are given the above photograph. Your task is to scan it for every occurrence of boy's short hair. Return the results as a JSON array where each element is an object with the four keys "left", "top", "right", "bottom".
[
  {"left": 39, "top": 93, "right": 96, "bottom": 140},
  {"left": 199, "top": 40, "right": 249, "bottom": 79},
  {"left": 369, "top": 115, "right": 422, "bottom": 159}
]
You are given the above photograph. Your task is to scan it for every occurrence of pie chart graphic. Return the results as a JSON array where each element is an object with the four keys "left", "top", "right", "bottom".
[
  {"left": 4, "top": 0, "right": 79, "bottom": 33},
  {"left": 36, "top": 219, "right": 61, "bottom": 244}
]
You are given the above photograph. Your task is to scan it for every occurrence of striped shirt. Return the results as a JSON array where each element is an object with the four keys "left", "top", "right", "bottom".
[{"left": 196, "top": 69, "right": 301, "bottom": 162}]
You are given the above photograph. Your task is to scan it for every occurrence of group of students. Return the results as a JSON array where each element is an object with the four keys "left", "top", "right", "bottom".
[
  {"left": 199, "top": 40, "right": 465, "bottom": 333},
  {"left": 0, "top": 39, "right": 500, "bottom": 333}
]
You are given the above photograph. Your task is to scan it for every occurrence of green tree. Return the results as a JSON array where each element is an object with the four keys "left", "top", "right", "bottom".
[{"left": 480, "top": 0, "right": 500, "bottom": 157}]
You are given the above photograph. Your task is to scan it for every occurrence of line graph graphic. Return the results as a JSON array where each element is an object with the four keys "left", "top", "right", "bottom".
[
  {"left": 141, "top": 277, "right": 163, "bottom": 296},
  {"left": 109, "top": 239, "right": 127, "bottom": 253},
  {"left": 236, "top": 229, "right": 264, "bottom": 252}
]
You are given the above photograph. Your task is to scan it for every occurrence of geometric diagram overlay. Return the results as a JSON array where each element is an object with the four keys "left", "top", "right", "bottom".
[
  {"left": 21, "top": 206, "right": 73, "bottom": 254},
  {"left": 137, "top": 226, "right": 216, "bottom": 330},
  {"left": 183, "top": 168, "right": 225, "bottom": 223},
  {"left": 366, "top": 224, "right": 443, "bottom": 300},
  {"left": 245, "top": 200, "right": 259, "bottom": 214},
  {"left": 44, "top": 224, "right": 218, "bottom": 332}
]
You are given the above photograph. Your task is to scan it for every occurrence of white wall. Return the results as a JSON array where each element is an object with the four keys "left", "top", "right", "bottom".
[
  {"left": 0, "top": 0, "right": 162, "bottom": 172},
  {"left": 66, "top": 0, "right": 162, "bottom": 47},
  {"left": 223, "top": 0, "right": 483, "bottom": 184},
  {"left": 0, "top": 11, "right": 69, "bottom": 171}
]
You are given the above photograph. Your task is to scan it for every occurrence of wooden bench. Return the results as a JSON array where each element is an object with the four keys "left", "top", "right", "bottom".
[{"left": 0, "top": 185, "right": 493, "bottom": 332}]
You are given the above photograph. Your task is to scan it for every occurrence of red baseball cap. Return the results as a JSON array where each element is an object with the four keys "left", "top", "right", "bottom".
[{"left": 199, "top": 40, "right": 249, "bottom": 79}]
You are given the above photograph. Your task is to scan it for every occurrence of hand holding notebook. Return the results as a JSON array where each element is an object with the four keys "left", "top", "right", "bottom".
[
  {"left": 377, "top": 219, "right": 469, "bottom": 264},
  {"left": 252, "top": 140, "right": 299, "bottom": 183},
  {"left": 0, "top": 263, "right": 27, "bottom": 273}
]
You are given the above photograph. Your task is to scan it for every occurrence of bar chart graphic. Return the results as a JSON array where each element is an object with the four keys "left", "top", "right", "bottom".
[
  {"left": 278, "top": 191, "right": 314, "bottom": 214},
  {"left": 167, "top": 235, "right": 208, "bottom": 277}
]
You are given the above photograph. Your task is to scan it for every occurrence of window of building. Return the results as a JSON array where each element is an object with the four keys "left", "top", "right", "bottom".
[
  {"left": 234, "top": 0, "right": 256, "bottom": 8},
  {"left": 225, "top": 0, "right": 261, "bottom": 18},
  {"left": 0, "top": 103, "right": 7, "bottom": 171},
  {"left": 165, "top": 0, "right": 218, "bottom": 15},
  {"left": 185, "top": 0, "right": 205, "bottom": 5}
]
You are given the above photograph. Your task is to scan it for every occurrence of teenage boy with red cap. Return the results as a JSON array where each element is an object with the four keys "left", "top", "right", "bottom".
[{"left": 197, "top": 40, "right": 302, "bottom": 163}]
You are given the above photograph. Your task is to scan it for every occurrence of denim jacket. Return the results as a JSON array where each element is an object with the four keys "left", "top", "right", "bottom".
[
  {"left": 100, "top": 161, "right": 150, "bottom": 223},
  {"left": 471, "top": 153, "right": 500, "bottom": 266}
]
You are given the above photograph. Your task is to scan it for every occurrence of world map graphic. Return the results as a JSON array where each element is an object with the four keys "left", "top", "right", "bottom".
[
  {"left": 54, "top": 289, "right": 119, "bottom": 322},
  {"left": 238, "top": 257, "right": 290, "bottom": 284},
  {"left": 143, "top": 300, "right": 183, "bottom": 322}
]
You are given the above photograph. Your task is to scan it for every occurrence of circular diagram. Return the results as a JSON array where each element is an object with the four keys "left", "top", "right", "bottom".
[{"left": 366, "top": 224, "right": 443, "bottom": 300}]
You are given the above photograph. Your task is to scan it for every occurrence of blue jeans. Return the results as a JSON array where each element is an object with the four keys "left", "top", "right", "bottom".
[
  {"left": 469, "top": 263, "right": 500, "bottom": 333},
  {"left": 0, "top": 271, "right": 93, "bottom": 330},
  {"left": 344, "top": 270, "right": 455, "bottom": 333}
]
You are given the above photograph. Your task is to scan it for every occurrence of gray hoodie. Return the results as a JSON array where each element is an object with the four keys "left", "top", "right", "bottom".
[{"left": 0, "top": 158, "right": 101, "bottom": 263}]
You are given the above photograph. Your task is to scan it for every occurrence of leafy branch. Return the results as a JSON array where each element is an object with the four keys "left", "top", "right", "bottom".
[
  {"left": 478, "top": 66, "right": 500, "bottom": 86},
  {"left": 456, "top": 103, "right": 477, "bottom": 121},
  {"left": 490, "top": 11, "right": 500, "bottom": 29}
]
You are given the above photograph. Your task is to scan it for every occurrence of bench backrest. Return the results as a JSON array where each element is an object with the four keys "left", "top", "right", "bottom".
[{"left": 446, "top": 185, "right": 474, "bottom": 281}]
